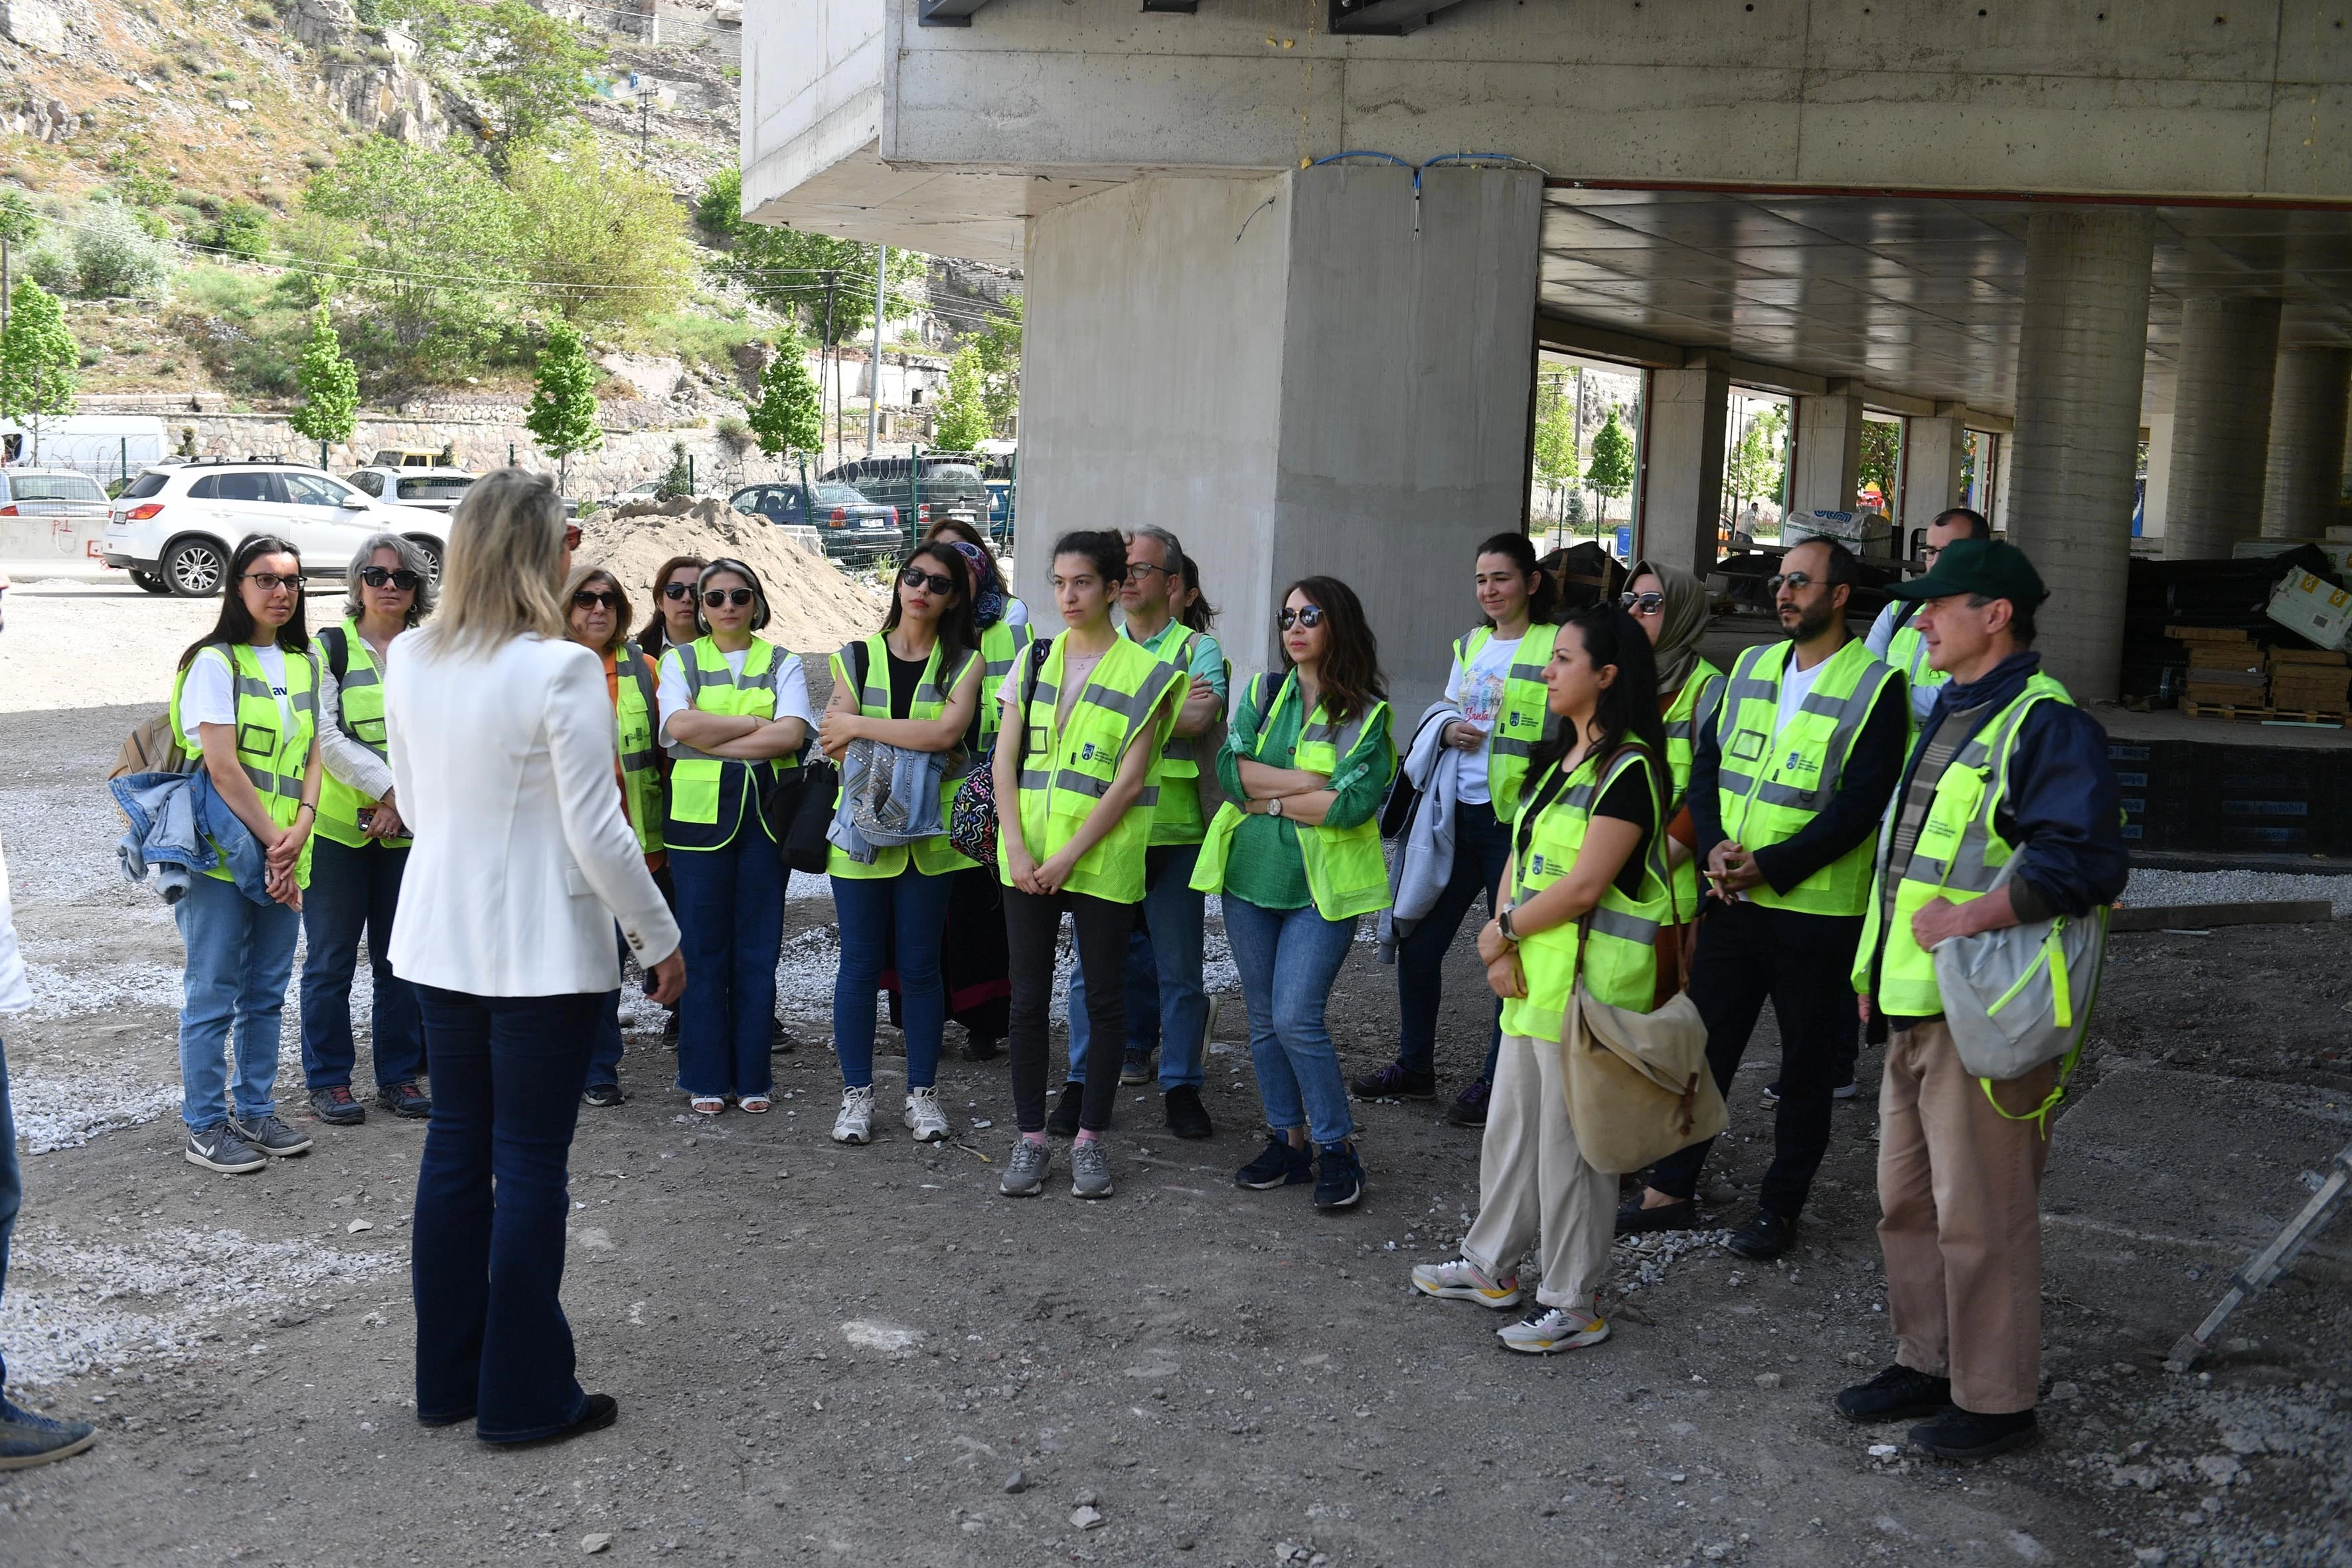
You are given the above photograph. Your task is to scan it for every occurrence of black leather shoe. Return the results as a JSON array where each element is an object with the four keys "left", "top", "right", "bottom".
[
  {"left": 1044, "top": 1081, "right": 1086, "bottom": 1138},
  {"left": 959, "top": 1032, "right": 1003, "bottom": 1063},
  {"left": 1834, "top": 1364, "right": 1952, "bottom": 1424},
  {"left": 1614, "top": 1196, "right": 1697, "bottom": 1236},
  {"left": 483, "top": 1393, "right": 618, "bottom": 1449},
  {"left": 1724, "top": 1210, "right": 1793, "bottom": 1260},
  {"left": 1162, "top": 1084, "right": 1214, "bottom": 1140},
  {"left": 1909, "top": 1405, "right": 2037, "bottom": 1460}
]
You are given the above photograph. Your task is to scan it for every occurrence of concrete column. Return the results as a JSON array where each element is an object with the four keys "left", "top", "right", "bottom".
[
  {"left": 1636, "top": 360, "right": 1729, "bottom": 577},
  {"left": 2142, "top": 402, "right": 2173, "bottom": 543},
  {"left": 1790, "top": 384, "right": 1863, "bottom": 518},
  {"left": 1018, "top": 167, "right": 1542, "bottom": 716},
  {"left": 1898, "top": 408, "right": 1967, "bottom": 550},
  {"left": 2259, "top": 347, "right": 2352, "bottom": 539},
  {"left": 2162, "top": 294, "right": 2282, "bottom": 559},
  {"left": 2005, "top": 206, "right": 2155, "bottom": 702}
]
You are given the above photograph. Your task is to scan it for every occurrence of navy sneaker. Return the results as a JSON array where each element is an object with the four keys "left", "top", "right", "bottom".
[
  {"left": 1233, "top": 1135, "right": 1313, "bottom": 1190},
  {"left": 582, "top": 1082, "right": 625, "bottom": 1109},
  {"left": 0, "top": 1396, "right": 97, "bottom": 1471},
  {"left": 1349, "top": 1061, "right": 1437, "bottom": 1100},
  {"left": 380, "top": 1081, "right": 431, "bottom": 1119},
  {"left": 1909, "top": 1406, "right": 2037, "bottom": 1460},
  {"left": 309, "top": 1085, "right": 365, "bottom": 1126},
  {"left": 1313, "top": 1142, "right": 1365, "bottom": 1210},
  {"left": 1445, "top": 1077, "right": 1491, "bottom": 1128}
]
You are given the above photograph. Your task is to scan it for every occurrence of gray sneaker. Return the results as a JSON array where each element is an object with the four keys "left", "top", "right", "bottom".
[
  {"left": 185, "top": 1123, "right": 266, "bottom": 1174},
  {"left": 1069, "top": 1138, "right": 1114, "bottom": 1200},
  {"left": 231, "top": 1111, "right": 313, "bottom": 1158},
  {"left": 999, "top": 1138, "right": 1052, "bottom": 1198}
]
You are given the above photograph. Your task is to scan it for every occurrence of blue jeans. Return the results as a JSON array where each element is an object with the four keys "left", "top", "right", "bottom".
[
  {"left": 668, "top": 837, "right": 785, "bottom": 1100},
  {"left": 174, "top": 872, "right": 300, "bottom": 1129},
  {"left": 1394, "top": 799, "right": 1511, "bottom": 1084},
  {"left": 831, "top": 868, "right": 952, "bottom": 1093},
  {"left": 299, "top": 836, "right": 424, "bottom": 1091},
  {"left": 586, "top": 926, "right": 631, "bottom": 1090},
  {"left": 0, "top": 1030, "right": 18, "bottom": 1391},
  {"left": 1223, "top": 896, "right": 1358, "bottom": 1148},
  {"left": 411, "top": 984, "right": 601, "bottom": 1441},
  {"left": 1066, "top": 842, "right": 1207, "bottom": 1091}
]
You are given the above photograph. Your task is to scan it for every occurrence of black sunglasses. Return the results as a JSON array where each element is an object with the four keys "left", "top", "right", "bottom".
[
  {"left": 702, "top": 588, "right": 755, "bottom": 609},
  {"left": 1277, "top": 605, "right": 1325, "bottom": 630},
  {"left": 361, "top": 566, "right": 422, "bottom": 591},
  {"left": 572, "top": 589, "right": 621, "bottom": 611},
  {"left": 661, "top": 581, "right": 696, "bottom": 600},
  {"left": 1619, "top": 590, "right": 1665, "bottom": 615},
  {"left": 900, "top": 566, "right": 956, "bottom": 595},
  {"left": 1765, "top": 572, "right": 1819, "bottom": 594}
]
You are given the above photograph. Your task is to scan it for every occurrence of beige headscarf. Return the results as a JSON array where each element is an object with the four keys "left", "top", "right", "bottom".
[{"left": 1630, "top": 558, "right": 1708, "bottom": 694}]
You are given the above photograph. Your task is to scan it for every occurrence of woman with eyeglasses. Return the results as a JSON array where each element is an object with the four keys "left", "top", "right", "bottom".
[
  {"left": 1191, "top": 578, "right": 1394, "bottom": 1210},
  {"left": 1412, "top": 603, "right": 1669, "bottom": 1356},
  {"left": 992, "top": 530, "right": 1185, "bottom": 1201},
  {"left": 1353, "top": 530, "right": 1557, "bottom": 1130},
  {"left": 637, "top": 555, "right": 709, "bottom": 663},
  {"left": 565, "top": 566, "right": 666, "bottom": 1108},
  {"left": 1622, "top": 559, "right": 1723, "bottom": 953},
  {"left": 299, "top": 534, "right": 437, "bottom": 1133},
  {"left": 657, "top": 559, "right": 812, "bottom": 1115},
  {"left": 167, "top": 534, "right": 326, "bottom": 1174},
  {"left": 818, "top": 544, "right": 984, "bottom": 1146}
]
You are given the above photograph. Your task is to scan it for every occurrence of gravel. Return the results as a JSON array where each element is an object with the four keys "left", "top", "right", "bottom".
[{"left": 2124, "top": 868, "right": 2352, "bottom": 917}]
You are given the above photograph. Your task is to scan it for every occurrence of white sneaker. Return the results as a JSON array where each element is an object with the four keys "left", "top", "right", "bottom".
[
  {"left": 1497, "top": 1302, "right": 1610, "bottom": 1355},
  {"left": 1410, "top": 1257, "right": 1524, "bottom": 1310},
  {"left": 903, "top": 1085, "right": 950, "bottom": 1143},
  {"left": 832, "top": 1085, "right": 876, "bottom": 1144}
]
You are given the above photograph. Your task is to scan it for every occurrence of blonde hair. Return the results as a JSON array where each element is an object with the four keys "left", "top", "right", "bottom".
[
  {"left": 414, "top": 468, "right": 568, "bottom": 659},
  {"left": 562, "top": 564, "right": 634, "bottom": 657}
]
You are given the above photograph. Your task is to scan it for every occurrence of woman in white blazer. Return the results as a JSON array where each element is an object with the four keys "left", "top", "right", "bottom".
[{"left": 384, "top": 467, "right": 683, "bottom": 1448}]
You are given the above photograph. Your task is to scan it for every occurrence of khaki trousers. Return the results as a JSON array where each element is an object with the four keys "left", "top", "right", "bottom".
[
  {"left": 1878, "top": 1018, "right": 2057, "bottom": 1415},
  {"left": 1462, "top": 1034, "right": 1616, "bottom": 1312}
]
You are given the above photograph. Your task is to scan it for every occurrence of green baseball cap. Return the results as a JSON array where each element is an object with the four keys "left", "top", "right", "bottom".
[{"left": 1887, "top": 536, "right": 2047, "bottom": 608}]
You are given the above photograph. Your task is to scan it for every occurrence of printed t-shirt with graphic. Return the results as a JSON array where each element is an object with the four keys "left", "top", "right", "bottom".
[{"left": 1443, "top": 633, "right": 1521, "bottom": 808}]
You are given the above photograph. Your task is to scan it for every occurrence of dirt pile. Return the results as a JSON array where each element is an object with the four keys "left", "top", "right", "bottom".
[{"left": 575, "top": 499, "right": 887, "bottom": 654}]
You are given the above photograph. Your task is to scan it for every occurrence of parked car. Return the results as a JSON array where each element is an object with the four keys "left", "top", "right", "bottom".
[
  {"left": 101, "top": 460, "right": 449, "bottom": 597},
  {"left": 368, "top": 447, "right": 447, "bottom": 469},
  {"left": 344, "top": 465, "right": 477, "bottom": 514},
  {"left": 819, "top": 455, "right": 988, "bottom": 540},
  {"left": 0, "top": 467, "right": 112, "bottom": 522},
  {"left": 730, "top": 480, "right": 900, "bottom": 560}
]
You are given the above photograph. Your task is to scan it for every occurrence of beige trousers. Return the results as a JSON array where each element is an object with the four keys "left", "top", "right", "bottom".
[
  {"left": 1462, "top": 1034, "right": 1616, "bottom": 1312},
  {"left": 1877, "top": 1018, "right": 2058, "bottom": 1415}
]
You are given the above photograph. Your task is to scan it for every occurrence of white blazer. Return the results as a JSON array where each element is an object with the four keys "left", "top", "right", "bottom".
[{"left": 385, "top": 631, "right": 681, "bottom": 997}]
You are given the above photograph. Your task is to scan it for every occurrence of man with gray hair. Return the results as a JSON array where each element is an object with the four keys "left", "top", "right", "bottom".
[{"left": 1054, "top": 525, "right": 1227, "bottom": 1141}]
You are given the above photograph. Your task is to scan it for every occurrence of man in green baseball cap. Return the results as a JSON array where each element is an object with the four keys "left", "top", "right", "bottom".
[{"left": 1838, "top": 533, "right": 2128, "bottom": 1462}]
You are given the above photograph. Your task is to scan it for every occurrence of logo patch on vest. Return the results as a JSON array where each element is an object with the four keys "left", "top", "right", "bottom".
[
  {"left": 1782, "top": 751, "right": 1820, "bottom": 779},
  {"left": 1529, "top": 852, "right": 1547, "bottom": 875},
  {"left": 1081, "top": 742, "right": 1097, "bottom": 761}
]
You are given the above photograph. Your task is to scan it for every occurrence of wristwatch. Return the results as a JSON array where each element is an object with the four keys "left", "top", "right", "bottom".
[
  {"left": 1496, "top": 905, "right": 1519, "bottom": 944},
  {"left": 1267, "top": 797, "right": 1285, "bottom": 819}
]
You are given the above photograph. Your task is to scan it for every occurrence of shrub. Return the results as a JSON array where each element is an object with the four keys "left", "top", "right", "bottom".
[
  {"left": 715, "top": 414, "right": 751, "bottom": 451},
  {"left": 74, "top": 202, "right": 173, "bottom": 297},
  {"left": 201, "top": 202, "right": 270, "bottom": 262}
]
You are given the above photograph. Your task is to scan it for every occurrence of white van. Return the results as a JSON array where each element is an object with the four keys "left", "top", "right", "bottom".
[{"left": 0, "top": 415, "right": 169, "bottom": 485}]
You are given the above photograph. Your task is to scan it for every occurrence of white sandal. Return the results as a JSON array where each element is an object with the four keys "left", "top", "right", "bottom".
[
  {"left": 740, "top": 1095, "right": 772, "bottom": 1114},
  {"left": 689, "top": 1095, "right": 725, "bottom": 1116}
]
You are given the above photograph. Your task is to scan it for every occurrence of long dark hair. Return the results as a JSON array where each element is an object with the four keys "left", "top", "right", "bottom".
[
  {"left": 879, "top": 542, "right": 979, "bottom": 672},
  {"left": 178, "top": 534, "right": 309, "bottom": 670},
  {"left": 637, "top": 553, "right": 708, "bottom": 655},
  {"left": 1279, "top": 576, "right": 1385, "bottom": 727},
  {"left": 1524, "top": 603, "right": 1664, "bottom": 784},
  {"left": 1474, "top": 530, "right": 1557, "bottom": 626}
]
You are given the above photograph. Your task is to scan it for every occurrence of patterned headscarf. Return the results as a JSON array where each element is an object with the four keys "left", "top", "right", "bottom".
[
  {"left": 1630, "top": 557, "right": 1708, "bottom": 694},
  {"left": 944, "top": 539, "right": 1005, "bottom": 628}
]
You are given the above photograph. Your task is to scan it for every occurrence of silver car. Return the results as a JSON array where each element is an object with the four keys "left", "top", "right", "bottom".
[{"left": 0, "top": 467, "right": 112, "bottom": 522}]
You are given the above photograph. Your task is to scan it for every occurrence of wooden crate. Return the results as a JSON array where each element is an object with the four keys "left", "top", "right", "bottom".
[{"left": 2181, "top": 699, "right": 2349, "bottom": 728}]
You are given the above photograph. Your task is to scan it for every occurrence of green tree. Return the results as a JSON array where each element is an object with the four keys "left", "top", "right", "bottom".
[
  {"left": 930, "top": 344, "right": 992, "bottom": 451},
  {"left": 697, "top": 169, "right": 923, "bottom": 345},
  {"left": 969, "top": 295, "right": 1023, "bottom": 431},
  {"left": 200, "top": 202, "right": 271, "bottom": 262},
  {"left": 1531, "top": 369, "right": 1580, "bottom": 526},
  {"left": 0, "top": 279, "right": 80, "bottom": 463},
  {"left": 524, "top": 319, "right": 602, "bottom": 492},
  {"left": 1585, "top": 408, "right": 1636, "bottom": 528},
  {"left": 745, "top": 338, "right": 821, "bottom": 459},
  {"left": 288, "top": 305, "right": 360, "bottom": 467},
  {"left": 463, "top": 1, "right": 602, "bottom": 167},
  {"left": 1859, "top": 418, "right": 1902, "bottom": 510},
  {"left": 654, "top": 441, "right": 694, "bottom": 501},
  {"left": 0, "top": 191, "right": 36, "bottom": 247},
  {"left": 506, "top": 133, "right": 692, "bottom": 329},
  {"left": 1725, "top": 402, "right": 1786, "bottom": 520},
  {"left": 304, "top": 139, "right": 520, "bottom": 353}
]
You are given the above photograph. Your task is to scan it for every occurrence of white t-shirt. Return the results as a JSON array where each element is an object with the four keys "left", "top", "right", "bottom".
[
  {"left": 1774, "top": 650, "right": 1825, "bottom": 742},
  {"left": 176, "top": 643, "right": 296, "bottom": 751},
  {"left": 655, "top": 644, "right": 814, "bottom": 747},
  {"left": 994, "top": 641, "right": 1101, "bottom": 734},
  {"left": 1443, "top": 633, "right": 1522, "bottom": 808}
]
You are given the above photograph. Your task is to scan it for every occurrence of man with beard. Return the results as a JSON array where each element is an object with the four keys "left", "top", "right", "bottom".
[{"left": 1617, "top": 536, "right": 1908, "bottom": 1261}]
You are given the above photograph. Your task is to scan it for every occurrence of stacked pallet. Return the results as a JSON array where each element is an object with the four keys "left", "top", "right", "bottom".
[
  {"left": 2266, "top": 647, "right": 2351, "bottom": 716},
  {"left": 2169, "top": 625, "right": 2269, "bottom": 706}
]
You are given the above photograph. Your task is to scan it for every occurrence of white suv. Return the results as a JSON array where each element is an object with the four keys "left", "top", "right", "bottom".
[
  {"left": 343, "top": 465, "right": 477, "bottom": 514},
  {"left": 102, "top": 461, "right": 448, "bottom": 597}
]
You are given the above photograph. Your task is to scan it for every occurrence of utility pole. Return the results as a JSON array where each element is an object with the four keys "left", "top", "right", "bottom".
[
  {"left": 866, "top": 245, "right": 886, "bottom": 457},
  {"left": 821, "top": 270, "right": 839, "bottom": 469},
  {"left": 634, "top": 75, "right": 654, "bottom": 168}
]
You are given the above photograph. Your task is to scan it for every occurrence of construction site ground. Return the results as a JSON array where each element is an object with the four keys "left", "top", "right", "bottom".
[{"left": 0, "top": 582, "right": 2346, "bottom": 1567}]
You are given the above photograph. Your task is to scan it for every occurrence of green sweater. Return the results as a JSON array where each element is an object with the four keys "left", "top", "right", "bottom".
[{"left": 1212, "top": 672, "right": 1397, "bottom": 911}]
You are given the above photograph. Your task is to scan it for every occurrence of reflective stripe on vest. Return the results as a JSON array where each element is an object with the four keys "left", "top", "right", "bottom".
[
  {"left": 1500, "top": 747, "right": 1671, "bottom": 1040},
  {"left": 1884, "top": 605, "right": 1947, "bottom": 730},
  {"left": 978, "top": 618, "right": 1034, "bottom": 749},
  {"left": 316, "top": 619, "right": 408, "bottom": 848},
  {"left": 1855, "top": 672, "right": 2077, "bottom": 1017},
  {"left": 1457, "top": 622, "right": 1561, "bottom": 821},
  {"left": 615, "top": 640, "right": 663, "bottom": 855},
  {"left": 168, "top": 641, "right": 318, "bottom": 886},
  {"left": 827, "top": 633, "right": 980, "bottom": 880},
  {"left": 1188, "top": 671, "right": 1391, "bottom": 922},
  {"left": 664, "top": 637, "right": 797, "bottom": 850},
  {"left": 1660, "top": 661, "right": 1725, "bottom": 913},
  {"left": 1000, "top": 635, "right": 1182, "bottom": 904},
  {"left": 1713, "top": 637, "right": 1897, "bottom": 917}
]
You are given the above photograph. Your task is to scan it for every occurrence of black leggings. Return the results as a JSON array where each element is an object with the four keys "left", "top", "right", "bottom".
[{"left": 1003, "top": 886, "right": 1133, "bottom": 1134}]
